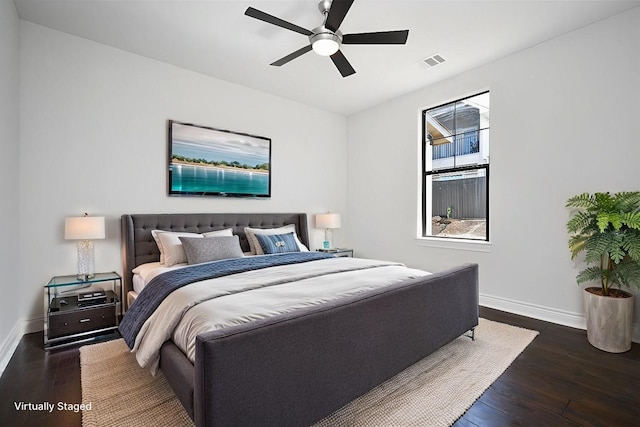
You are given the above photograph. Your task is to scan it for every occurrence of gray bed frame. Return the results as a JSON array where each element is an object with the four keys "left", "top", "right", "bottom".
[{"left": 121, "top": 213, "right": 479, "bottom": 427}]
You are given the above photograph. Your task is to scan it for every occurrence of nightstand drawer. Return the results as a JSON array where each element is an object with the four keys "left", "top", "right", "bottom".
[{"left": 48, "top": 305, "right": 116, "bottom": 338}]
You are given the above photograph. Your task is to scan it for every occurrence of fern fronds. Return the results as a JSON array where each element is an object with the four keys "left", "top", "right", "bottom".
[
  {"left": 610, "top": 262, "right": 640, "bottom": 289},
  {"left": 608, "top": 232, "right": 626, "bottom": 264},
  {"left": 576, "top": 266, "right": 605, "bottom": 285},
  {"left": 584, "top": 232, "right": 614, "bottom": 264},
  {"left": 568, "top": 234, "right": 588, "bottom": 259},
  {"left": 597, "top": 212, "right": 622, "bottom": 231},
  {"left": 566, "top": 193, "right": 596, "bottom": 209},
  {"left": 621, "top": 211, "right": 640, "bottom": 230},
  {"left": 622, "top": 236, "right": 640, "bottom": 261},
  {"left": 567, "top": 211, "right": 593, "bottom": 234},
  {"left": 614, "top": 191, "right": 640, "bottom": 212},
  {"left": 594, "top": 192, "right": 615, "bottom": 211}
]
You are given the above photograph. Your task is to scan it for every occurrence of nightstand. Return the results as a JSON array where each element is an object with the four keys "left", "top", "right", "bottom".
[
  {"left": 318, "top": 248, "right": 354, "bottom": 258},
  {"left": 44, "top": 272, "right": 122, "bottom": 349}
]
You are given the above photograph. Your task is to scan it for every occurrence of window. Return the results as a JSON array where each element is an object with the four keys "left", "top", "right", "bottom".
[{"left": 422, "top": 92, "right": 490, "bottom": 241}]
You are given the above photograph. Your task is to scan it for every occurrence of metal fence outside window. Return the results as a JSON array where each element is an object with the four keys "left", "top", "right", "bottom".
[{"left": 431, "top": 175, "right": 487, "bottom": 219}]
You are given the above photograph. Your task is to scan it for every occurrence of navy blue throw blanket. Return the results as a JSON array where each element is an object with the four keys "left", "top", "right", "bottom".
[{"left": 119, "top": 252, "right": 333, "bottom": 348}]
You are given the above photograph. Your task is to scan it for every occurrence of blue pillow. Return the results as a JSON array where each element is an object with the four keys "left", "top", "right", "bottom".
[{"left": 255, "top": 232, "right": 301, "bottom": 254}]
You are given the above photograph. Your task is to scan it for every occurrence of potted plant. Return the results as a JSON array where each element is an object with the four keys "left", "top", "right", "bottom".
[{"left": 566, "top": 191, "right": 640, "bottom": 352}]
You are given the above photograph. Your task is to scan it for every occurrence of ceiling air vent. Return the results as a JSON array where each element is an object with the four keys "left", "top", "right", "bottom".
[{"left": 423, "top": 54, "right": 446, "bottom": 68}]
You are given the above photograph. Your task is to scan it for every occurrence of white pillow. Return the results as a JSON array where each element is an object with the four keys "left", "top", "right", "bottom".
[
  {"left": 153, "top": 231, "right": 202, "bottom": 266},
  {"left": 244, "top": 225, "right": 309, "bottom": 255},
  {"left": 202, "top": 228, "right": 234, "bottom": 238},
  {"left": 151, "top": 228, "right": 233, "bottom": 266}
]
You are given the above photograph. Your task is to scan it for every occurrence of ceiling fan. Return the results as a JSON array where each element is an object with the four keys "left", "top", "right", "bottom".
[{"left": 245, "top": 0, "right": 409, "bottom": 77}]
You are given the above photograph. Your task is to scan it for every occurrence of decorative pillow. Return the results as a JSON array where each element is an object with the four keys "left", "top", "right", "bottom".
[
  {"left": 245, "top": 225, "right": 309, "bottom": 255},
  {"left": 179, "top": 235, "right": 244, "bottom": 265},
  {"left": 151, "top": 231, "right": 202, "bottom": 266},
  {"left": 202, "top": 228, "right": 234, "bottom": 238},
  {"left": 254, "top": 232, "right": 301, "bottom": 254},
  {"left": 151, "top": 228, "right": 233, "bottom": 265}
]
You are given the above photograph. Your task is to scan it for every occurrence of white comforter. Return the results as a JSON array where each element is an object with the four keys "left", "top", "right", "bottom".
[{"left": 132, "top": 256, "right": 429, "bottom": 373}]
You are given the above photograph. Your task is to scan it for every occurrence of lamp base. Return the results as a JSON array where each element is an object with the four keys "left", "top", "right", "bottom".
[
  {"left": 77, "top": 240, "right": 96, "bottom": 281},
  {"left": 323, "top": 228, "right": 334, "bottom": 249}
]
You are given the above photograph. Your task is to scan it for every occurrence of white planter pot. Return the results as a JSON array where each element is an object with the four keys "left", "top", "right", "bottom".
[{"left": 584, "top": 287, "right": 633, "bottom": 353}]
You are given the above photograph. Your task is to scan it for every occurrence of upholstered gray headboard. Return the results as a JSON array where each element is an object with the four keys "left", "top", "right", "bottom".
[{"left": 121, "top": 213, "right": 310, "bottom": 305}]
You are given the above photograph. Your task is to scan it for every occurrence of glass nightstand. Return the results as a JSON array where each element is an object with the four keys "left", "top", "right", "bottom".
[
  {"left": 317, "top": 248, "right": 354, "bottom": 257},
  {"left": 44, "top": 272, "right": 122, "bottom": 349}
]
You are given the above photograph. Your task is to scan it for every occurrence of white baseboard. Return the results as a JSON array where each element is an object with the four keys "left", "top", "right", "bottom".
[
  {"left": 0, "top": 321, "right": 23, "bottom": 377},
  {"left": 480, "top": 293, "right": 640, "bottom": 343},
  {"left": 480, "top": 293, "right": 586, "bottom": 329},
  {"left": 0, "top": 317, "right": 43, "bottom": 378}
]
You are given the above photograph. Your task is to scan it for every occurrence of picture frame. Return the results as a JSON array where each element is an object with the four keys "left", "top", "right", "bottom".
[{"left": 168, "top": 120, "right": 271, "bottom": 198}]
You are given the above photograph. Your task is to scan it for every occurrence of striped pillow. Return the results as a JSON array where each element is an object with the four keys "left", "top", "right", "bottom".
[{"left": 254, "top": 232, "right": 300, "bottom": 254}]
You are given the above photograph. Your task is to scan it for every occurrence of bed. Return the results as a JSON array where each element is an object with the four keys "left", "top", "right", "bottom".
[{"left": 120, "top": 212, "right": 479, "bottom": 427}]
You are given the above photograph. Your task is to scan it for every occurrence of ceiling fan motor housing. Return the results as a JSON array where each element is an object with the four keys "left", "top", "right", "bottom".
[
  {"left": 310, "top": 26, "right": 342, "bottom": 56},
  {"left": 318, "top": 0, "right": 333, "bottom": 15}
]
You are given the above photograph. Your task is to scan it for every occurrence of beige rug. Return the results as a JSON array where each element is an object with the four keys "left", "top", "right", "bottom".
[{"left": 80, "top": 318, "right": 538, "bottom": 427}]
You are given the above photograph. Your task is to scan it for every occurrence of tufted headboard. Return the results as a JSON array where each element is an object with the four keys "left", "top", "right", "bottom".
[{"left": 120, "top": 213, "right": 310, "bottom": 305}]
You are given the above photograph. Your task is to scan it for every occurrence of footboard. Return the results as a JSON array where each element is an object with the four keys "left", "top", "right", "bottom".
[{"left": 193, "top": 263, "right": 479, "bottom": 427}]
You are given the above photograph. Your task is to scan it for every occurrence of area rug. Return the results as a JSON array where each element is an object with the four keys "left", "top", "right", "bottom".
[{"left": 80, "top": 318, "right": 538, "bottom": 427}]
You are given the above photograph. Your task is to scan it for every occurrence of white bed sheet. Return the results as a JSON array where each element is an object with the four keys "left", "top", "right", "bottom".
[
  {"left": 132, "top": 262, "right": 188, "bottom": 293},
  {"left": 132, "top": 253, "right": 255, "bottom": 294},
  {"left": 129, "top": 255, "right": 255, "bottom": 304}
]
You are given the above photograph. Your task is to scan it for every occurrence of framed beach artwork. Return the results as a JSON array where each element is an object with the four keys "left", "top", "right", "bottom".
[{"left": 167, "top": 120, "right": 271, "bottom": 198}]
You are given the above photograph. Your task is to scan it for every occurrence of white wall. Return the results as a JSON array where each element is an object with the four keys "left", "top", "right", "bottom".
[
  {"left": 18, "top": 22, "right": 348, "bottom": 325},
  {"left": 0, "top": 0, "right": 22, "bottom": 373},
  {"left": 347, "top": 7, "right": 640, "bottom": 337}
]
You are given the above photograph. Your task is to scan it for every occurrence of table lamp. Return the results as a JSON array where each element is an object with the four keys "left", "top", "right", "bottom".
[
  {"left": 315, "top": 212, "right": 341, "bottom": 249},
  {"left": 65, "top": 213, "right": 105, "bottom": 280}
]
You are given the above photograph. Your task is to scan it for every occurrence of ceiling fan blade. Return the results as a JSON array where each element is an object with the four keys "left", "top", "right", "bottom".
[
  {"left": 245, "top": 7, "right": 313, "bottom": 36},
  {"left": 325, "top": 0, "right": 355, "bottom": 32},
  {"left": 330, "top": 50, "right": 356, "bottom": 77},
  {"left": 270, "top": 45, "right": 313, "bottom": 67},
  {"left": 342, "top": 30, "right": 409, "bottom": 45}
]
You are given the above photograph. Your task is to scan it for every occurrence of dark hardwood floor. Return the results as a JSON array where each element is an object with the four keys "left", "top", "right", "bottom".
[
  {"left": 1, "top": 307, "right": 639, "bottom": 426},
  {"left": 456, "top": 308, "right": 640, "bottom": 427}
]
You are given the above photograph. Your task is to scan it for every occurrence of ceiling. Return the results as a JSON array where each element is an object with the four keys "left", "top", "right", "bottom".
[{"left": 14, "top": 0, "right": 640, "bottom": 116}]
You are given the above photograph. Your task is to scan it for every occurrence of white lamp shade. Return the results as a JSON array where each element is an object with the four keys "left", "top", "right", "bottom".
[
  {"left": 64, "top": 216, "right": 106, "bottom": 240},
  {"left": 316, "top": 213, "right": 341, "bottom": 229}
]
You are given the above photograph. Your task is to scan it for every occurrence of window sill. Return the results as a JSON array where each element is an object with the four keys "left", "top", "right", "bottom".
[{"left": 414, "top": 237, "right": 492, "bottom": 253}]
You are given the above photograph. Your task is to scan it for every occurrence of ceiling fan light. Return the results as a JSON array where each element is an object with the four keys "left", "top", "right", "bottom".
[
  {"left": 312, "top": 39, "right": 339, "bottom": 56},
  {"left": 311, "top": 33, "right": 340, "bottom": 56}
]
